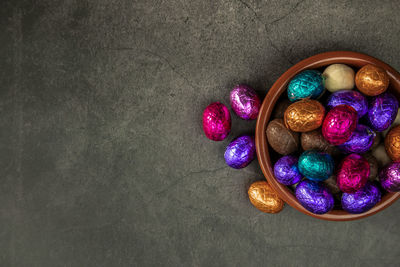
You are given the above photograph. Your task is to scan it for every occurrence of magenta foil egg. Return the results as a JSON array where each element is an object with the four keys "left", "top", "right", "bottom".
[
  {"left": 367, "top": 92, "right": 399, "bottom": 132},
  {"left": 379, "top": 162, "right": 400, "bottom": 192},
  {"left": 337, "top": 154, "right": 370, "bottom": 193},
  {"left": 338, "top": 124, "right": 376, "bottom": 154},
  {"left": 224, "top": 135, "right": 256, "bottom": 169},
  {"left": 230, "top": 84, "right": 260, "bottom": 120},
  {"left": 322, "top": 104, "right": 358, "bottom": 145},
  {"left": 203, "top": 102, "right": 231, "bottom": 141},
  {"left": 341, "top": 182, "right": 381, "bottom": 214}
]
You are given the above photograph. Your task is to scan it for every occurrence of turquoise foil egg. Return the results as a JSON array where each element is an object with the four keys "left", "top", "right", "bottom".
[
  {"left": 298, "top": 150, "right": 334, "bottom": 181},
  {"left": 287, "top": 70, "right": 325, "bottom": 102}
]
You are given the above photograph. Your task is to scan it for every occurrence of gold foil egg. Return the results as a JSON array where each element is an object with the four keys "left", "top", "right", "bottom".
[
  {"left": 248, "top": 181, "right": 284, "bottom": 213},
  {"left": 284, "top": 99, "right": 325, "bottom": 132},
  {"left": 385, "top": 125, "right": 400, "bottom": 161},
  {"left": 355, "top": 64, "right": 389, "bottom": 96}
]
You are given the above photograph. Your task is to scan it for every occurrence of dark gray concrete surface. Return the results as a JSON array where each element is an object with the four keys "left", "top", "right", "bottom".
[{"left": 1, "top": 0, "right": 400, "bottom": 266}]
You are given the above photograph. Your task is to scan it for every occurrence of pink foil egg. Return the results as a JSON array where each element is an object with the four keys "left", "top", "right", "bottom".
[
  {"left": 337, "top": 154, "right": 370, "bottom": 193},
  {"left": 230, "top": 84, "right": 261, "bottom": 120},
  {"left": 322, "top": 104, "right": 358, "bottom": 145},
  {"left": 203, "top": 102, "right": 231, "bottom": 141}
]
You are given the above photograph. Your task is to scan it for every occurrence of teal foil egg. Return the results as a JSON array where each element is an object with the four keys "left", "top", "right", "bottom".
[
  {"left": 298, "top": 150, "right": 334, "bottom": 181},
  {"left": 287, "top": 70, "right": 325, "bottom": 102}
]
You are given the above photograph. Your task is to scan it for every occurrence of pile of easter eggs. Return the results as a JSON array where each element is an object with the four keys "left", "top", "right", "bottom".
[
  {"left": 203, "top": 85, "right": 285, "bottom": 213},
  {"left": 267, "top": 63, "right": 400, "bottom": 215}
]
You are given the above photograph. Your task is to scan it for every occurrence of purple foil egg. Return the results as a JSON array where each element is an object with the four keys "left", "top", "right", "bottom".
[
  {"left": 326, "top": 90, "right": 368, "bottom": 118},
  {"left": 338, "top": 124, "right": 376, "bottom": 154},
  {"left": 295, "top": 180, "right": 334, "bottom": 214},
  {"left": 224, "top": 135, "right": 256, "bottom": 169},
  {"left": 342, "top": 182, "right": 381, "bottom": 214},
  {"left": 230, "top": 84, "right": 261, "bottom": 120},
  {"left": 203, "top": 102, "right": 231, "bottom": 141},
  {"left": 274, "top": 155, "right": 302, "bottom": 185},
  {"left": 379, "top": 162, "right": 400, "bottom": 192},
  {"left": 367, "top": 92, "right": 399, "bottom": 132}
]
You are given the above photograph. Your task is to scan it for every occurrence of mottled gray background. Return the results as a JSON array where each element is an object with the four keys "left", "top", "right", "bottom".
[{"left": 1, "top": 0, "right": 400, "bottom": 266}]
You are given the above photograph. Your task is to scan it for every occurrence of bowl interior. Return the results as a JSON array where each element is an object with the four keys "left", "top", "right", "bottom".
[{"left": 255, "top": 51, "right": 400, "bottom": 221}]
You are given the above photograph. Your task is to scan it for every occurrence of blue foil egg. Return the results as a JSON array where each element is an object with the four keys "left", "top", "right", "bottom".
[
  {"left": 338, "top": 124, "right": 376, "bottom": 154},
  {"left": 295, "top": 180, "right": 334, "bottom": 214},
  {"left": 298, "top": 150, "right": 334, "bottom": 181},
  {"left": 341, "top": 182, "right": 381, "bottom": 214},
  {"left": 367, "top": 92, "right": 399, "bottom": 132},
  {"left": 287, "top": 70, "right": 325, "bottom": 102},
  {"left": 273, "top": 155, "right": 302, "bottom": 185},
  {"left": 326, "top": 90, "right": 368, "bottom": 118},
  {"left": 224, "top": 135, "right": 256, "bottom": 169}
]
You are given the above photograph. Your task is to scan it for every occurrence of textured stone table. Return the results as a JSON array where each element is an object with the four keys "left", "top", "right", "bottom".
[{"left": 1, "top": 0, "right": 400, "bottom": 266}]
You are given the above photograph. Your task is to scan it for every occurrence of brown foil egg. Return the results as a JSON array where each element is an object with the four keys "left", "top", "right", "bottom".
[
  {"left": 284, "top": 99, "right": 325, "bottom": 132},
  {"left": 248, "top": 181, "right": 284, "bottom": 213},
  {"left": 301, "top": 129, "right": 340, "bottom": 156},
  {"left": 266, "top": 118, "right": 299, "bottom": 155},
  {"left": 355, "top": 64, "right": 389, "bottom": 96},
  {"left": 385, "top": 125, "right": 400, "bottom": 161}
]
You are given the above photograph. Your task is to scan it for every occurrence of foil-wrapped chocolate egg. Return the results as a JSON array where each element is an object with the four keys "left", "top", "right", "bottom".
[
  {"left": 273, "top": 155, "right": 302, "bottom": 185},
  {"left": 337, "top": 154, "right": 370, "bottom": 193},
  {"left": 379, "top": 162, "right": 400, "bottom": 192},
  {"left": 385, "top": 125, "right": 400, "bottom": 161},
  {"left": 203, "top": 102, "right": 231, "bottom": 141},
  {"left": 287, "top": 70, "right": 325, "bottom": 102},
  {"left": 284, "top": 99, "right": 325, "bottom": 132},
  {"left": 224, "top": 135, "right": 256, "bottom": 169},
  {"left": 230, "top": 84, "right": 260, "bottom": 120},
  {"left": 301, "top": 129, "right": 339, "bottom": 156},
  {"left": 342, "top": 182, "right": 381, "bottom": 214},
  {"left": 295, "top": 180, "right": 334, "bottom": 214},
  {"left": 355, "top": 64, "right": 389, "bottom": 96},
  {"left": 372, "top": 144, "right": 391, "bottom": 167},
  {"left": 322, "top": 104, "right": 358, "bottom": 145},
  {"left": 367, "top": 92, "right": 399, "bottom": 132},
  {"left": 338, "top": 124, "right": 376, "bottom": 154},
  {"left": 266, "top": 119, "right": 299, "bottom": 155},
  {"left": 298, "top": 150, "right": 334, "bottom": 181},
  {"left": 248, "top": 181, "right": 284, "bottom": 213},
  {"left": 326, "top": 90, "right": 368, "bottom": 118},
  {"left": 322, "top": 64, "right": 355, "bottom": 92},
  {"left": 364, "top": 153, "right": 379, "bottom": 181}
]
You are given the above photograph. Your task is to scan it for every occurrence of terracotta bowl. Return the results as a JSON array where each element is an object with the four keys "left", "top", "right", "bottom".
[{"left": 255, "top": 51, "right": 400, "bottom": 221}]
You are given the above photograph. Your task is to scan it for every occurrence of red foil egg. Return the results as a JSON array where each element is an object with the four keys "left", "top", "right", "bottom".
[
  {"left": 203, "top": 102, "right": 231, "bottom": 141},
  {"left": 337, "top": 154, "right": 370, "bottom": 193},
  {"left": 322, "top": 104, "right": 358, "bottom": 145}
]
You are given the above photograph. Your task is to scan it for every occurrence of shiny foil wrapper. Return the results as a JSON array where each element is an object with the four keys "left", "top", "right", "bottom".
[
  {"left": 266, "top": 119, "right": 299, "bottom": 155},
  {"left": 338, "top": 124, "right": 376, "bottom": 154},
  {"left": 203, "top": 102, "right": 231, "bottom": 141},
  {"left": 284, "top": 99, "right": 325, "bottom": 132},
  {"left": 301, "top": 129, "right": 339, "bottom": 156},
  {"left": 322, "top": 104, "right": 358, "bottom": 145},
  {"left": 230, "top": 84, "right": 260, "bottom": 120},
  {"left": 326, "top": 90, "right": 368, "bottom": 118},
  {"left": 379, "top": 162, "right": 400, "bottom": 192},
  {"left": 295, "top": 180, "right": 334, "bottom": 214},
  {"left": 337, "top": 154, "right": 370, "bottom": 193},
  {"left": 342, "top": 182, "right": 381, "bottom": 214},
  {"left": 298, "top": 150, "right": 334, "bottom": 181},
  {"left": 248, "top": 181, "right": 284, "bottom": 213},
  {"left": 367, "top": 92, "right": 399, "bottom": 132},
  {"left": 385, "top": 125, "right": 400, "bottom": 161},
  {"left": 287, "top": 70, "right": 325, "bottom": 102},
  {"left": 224, "top": 135, "right": 255, "bottom": 169},
  {"left": 355, "top": 64, "right": 389, "bottom": 96},
  {"left": 273, "top": 155, "right": 302, "bottom": 185}
]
